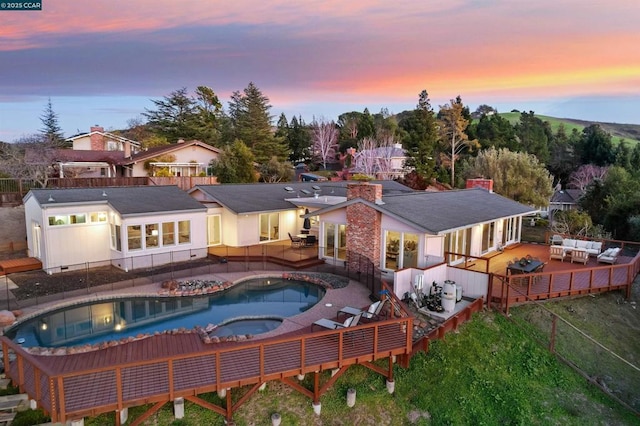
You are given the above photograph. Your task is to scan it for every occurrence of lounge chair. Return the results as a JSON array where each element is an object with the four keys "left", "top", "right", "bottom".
[
  {"left": 288, "top": 232, "right": 303, "bottom": 248},
  {"left": 313, "top": 312, "right": 363, "bottom": 331},
  {"left": 549, "top": 245, "right": 567, "bottom": 262},
  {"left": 338, "top": 299, "right": 387, "bottom": 321},
  {"left": 571, "top": 249, "right": 589, "bottom": 265}
]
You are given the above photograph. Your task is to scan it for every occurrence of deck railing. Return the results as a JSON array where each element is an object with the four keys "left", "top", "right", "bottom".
[
  {"left": 1, "top": 313, "right": 412, "bottom": 422},
  {"left": 491, "top": 250, "right": 640, "bottom": 314}
]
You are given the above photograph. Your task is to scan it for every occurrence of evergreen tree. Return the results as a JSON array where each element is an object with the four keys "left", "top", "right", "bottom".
[
  {"left": 470, "top": 113, "right": 518, "bottom": 151},
  {"left": 210, "top": 139, "right": 256, "bottom": 183},
  {"left": 143, "top": 88, "right": 199, "bottom": 142},
  {"left": 577, "top": 124, "right": 615, "bottom": 166},
  {"left": 286, "top": 115, "right": 311, "bottom": 164},
  {"left": 227, "top": 82, "right": 288, "bottom": 163},
  {"left": 398, "top": 90, "right": 438, "bottom": 181},
  {"left": 357, "top": 108, "right": 376, "bottom": 140},
  {"left": 514, "top": 111, "right": 551, "bottom": 164},
  {"left": 40, "top": 98, "right": 65, "bottom": 147},
  {"left": 547, "top": 124, "right": 579, "bottom": 186}
]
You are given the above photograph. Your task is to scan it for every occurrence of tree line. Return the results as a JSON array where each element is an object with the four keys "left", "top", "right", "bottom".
[{"left": 1, "top": 85, "right": 639, "bottom": 241}]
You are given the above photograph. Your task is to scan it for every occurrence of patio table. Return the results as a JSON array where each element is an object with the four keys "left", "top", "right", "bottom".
[{"left": 507, "top": 259, "right": 543, "bottom": 275}]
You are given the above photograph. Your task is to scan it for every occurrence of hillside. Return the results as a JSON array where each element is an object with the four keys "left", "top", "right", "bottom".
[{"left": 496, "top": 112, "right": 640, "bottom": 145}]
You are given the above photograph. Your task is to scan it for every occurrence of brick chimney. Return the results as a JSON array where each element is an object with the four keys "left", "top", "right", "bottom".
[
  {"left": 90, "top": 125, "right": 104, "bottom": 151},
  {"left": 346, "top": 182, "right": 382, "bottom": 269},
  {"left": 466, "top": 177, "right": 493, "bottom": 192}
]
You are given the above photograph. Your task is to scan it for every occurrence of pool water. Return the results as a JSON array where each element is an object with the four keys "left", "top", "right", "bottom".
[{"left": 7, "top": 277, "right": 325, "bottom": 348}]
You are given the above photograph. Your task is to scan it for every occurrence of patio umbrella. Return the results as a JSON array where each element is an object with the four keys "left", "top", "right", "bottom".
[{"left": 303, "top": 209, "right": 311, "bottom": 230}]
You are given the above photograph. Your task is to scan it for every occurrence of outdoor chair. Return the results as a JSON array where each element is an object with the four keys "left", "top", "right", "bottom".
[
  {"left": 338, "top": 299, "right": 387, "bottom": 322},
  {"left": 304, "top": 235, "right": 317, "bottom": 246},
  {"left": 288, "top": 232, "right": 303, "bottom": 248},
  {"left": 571, "top": 249, "right": 589, "bottom": 265},
  {"left": 313, "top": 312, "right": 363, "bottom": 331},
  {"left": 549, "top": 245, "right": 567, "bottom": 262}
]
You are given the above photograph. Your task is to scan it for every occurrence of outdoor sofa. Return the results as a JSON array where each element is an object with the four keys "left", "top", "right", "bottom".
[
  {"left": 597, "top": 247, "right": 621, "bottom": 264},
  {"left": 558, "top": 238, "right": 603, "bottom": 257}
]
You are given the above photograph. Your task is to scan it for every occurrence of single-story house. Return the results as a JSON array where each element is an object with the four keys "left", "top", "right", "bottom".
[
  {"left": 189, "top": 180, "right": 536, "bottom": 273},
  {"left": 188, "top": 181, "right": 414, "bottom": 247},
  {"left": 303, "top": 182, "right": 537, "bottom": 273},
  {"left": 540, "top": 188, "right": 584, "bottom": 219},
  {"left": 23, "top": 186, "right": 208, "bottom": 274}
]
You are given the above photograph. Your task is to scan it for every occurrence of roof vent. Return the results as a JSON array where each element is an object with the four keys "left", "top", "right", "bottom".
[{"left": 47, "top": 195, "right": 55, "bottom": 202}]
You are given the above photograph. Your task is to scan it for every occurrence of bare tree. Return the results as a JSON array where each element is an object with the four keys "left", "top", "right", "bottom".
[
  {"left": 569, "top": 164, "right": 608, "bottom": 191},
  {"left": 0, "top": 134, "right": 57, "bottom": 187},
  {"left": 353, "top": 136, "right": 401, "bottom": 179},
  {"left": 311, "top": 117, "right": 339, "bottom": 170}
]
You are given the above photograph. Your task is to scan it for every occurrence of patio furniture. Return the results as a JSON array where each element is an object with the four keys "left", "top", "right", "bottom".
[
  {"left": 313, "top": 312, "right": 363, "bottom": 331},
  {"left": 338, "top": 299, "right": 387, "bottom": 322},
  {"left": 570, "top": 249, "right": 589, "bottom": 265},
  {"left": 549, "top": 245, "right": 567, "bottom": 262},
  {"left": 304, "top": 235, "right": 317, "bottom": 246},
  {"left": 507, "top": 258, "right": 544, "bottom": 274},
  {"left": 551, "top": 234, "right": 563, "bottom": 245},
  {"left": 559, "top": 238, "right": 603, "bottom": 257},
  {"left": 597, "top": 247, "right": 621, "bottom": 264},
  {"left": 288, "top": 232, "right": 303, "bottom": 248}
]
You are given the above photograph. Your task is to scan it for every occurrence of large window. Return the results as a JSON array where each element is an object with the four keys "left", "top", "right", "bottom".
[
  {"left": 481, "top": 222, "right": 495, "bottom": 253},
  {"left": 162, "top": 222, "right": 175, "bottom": 246},
  {"left": 178, "top": 220, "right": 191, "bottom": 244},
  {"left": 322, "top": 223, "right": 346, "bottom": 260},
  {"left": 444, "top": 228, "right": 471, "bottom": 263},
  {"left": 48, "top": 213, "right": 87, "bottom": 226},
  {"left": 384, "top": 231, "right": 419, "bottom": 270},
  {"left": 111, "top": 223, "right": 121, "bottom": 251},
  {"left": 207, "top": 215, "right": 221, "bottom": 246},
  {"left": 127, "top": 225, "right": 142, "bottom": 251},
  {"left": 323, "top": 223, "right": 336, "bottom": 258},
  {"left": 145, "top": 224, "right": 159, "bottom": 248},
  {"left": 259, "top": 213, "right": 279, "bottom": 242},
  {"left": 502, "top": 217, "right": 520, "bottom": 246}
]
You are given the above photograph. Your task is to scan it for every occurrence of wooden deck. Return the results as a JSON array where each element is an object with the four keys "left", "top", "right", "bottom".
[
  {"left": 0, "top": 286, "right": 416, "bottom": 425},
  {"left": 453, "top": 243, "right": 640, "bottom": 312},
  {"left": 208, "top": 242, "right": 324, "bottom": 269},
  {"left": 0, "top": 257, "right": 41, "bottom": 276}
]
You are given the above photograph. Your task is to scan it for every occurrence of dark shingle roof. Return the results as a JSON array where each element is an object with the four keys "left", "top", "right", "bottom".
[
  {"left": 551, "top": 189, "right": 583, "bottom": 204},
  {"left": 379, "top": 188, "right": 537, "bottom": 233},
  {"left": 192, "top": 181, "right": 413, "bottom": 214},
  {"left": 27, "top": 186, "right": 206, "bottom": 217}
]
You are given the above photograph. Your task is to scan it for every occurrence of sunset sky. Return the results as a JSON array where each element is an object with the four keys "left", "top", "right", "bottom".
[{"left": 1, "top": 0, "right": 639, "bottom": 142}]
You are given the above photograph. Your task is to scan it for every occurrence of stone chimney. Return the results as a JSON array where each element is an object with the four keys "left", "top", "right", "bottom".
[
  {"left": 90, "top": 125, "right": 104, "bottom": 151},
  {"left": 466, "top": 177, "right": 493, "bottom": 193},
  {"left": 346, "top": 182, "right": 382, "bottom": 269}
]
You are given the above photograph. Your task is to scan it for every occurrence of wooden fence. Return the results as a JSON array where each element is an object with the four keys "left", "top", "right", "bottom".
[{"left": 0, "top": 177, "right": 217, "bottom": 205}]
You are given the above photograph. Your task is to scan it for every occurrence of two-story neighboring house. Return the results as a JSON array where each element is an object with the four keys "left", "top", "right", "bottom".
[
  {"left": 59, "top": 126, "right": 142, "bottom": 177},
  {"left": 56, "top": 126, "right": 221, "bottom": 178}
]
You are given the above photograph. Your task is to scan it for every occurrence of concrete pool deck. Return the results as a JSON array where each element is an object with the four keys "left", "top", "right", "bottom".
[{"left": 7, "top": 270, "right": 375, "bottom": 341}]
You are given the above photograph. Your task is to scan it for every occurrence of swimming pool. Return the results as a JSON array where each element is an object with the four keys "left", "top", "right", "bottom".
[{"left": 7, "top": 277, "right": 325, "bottom": 348}]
